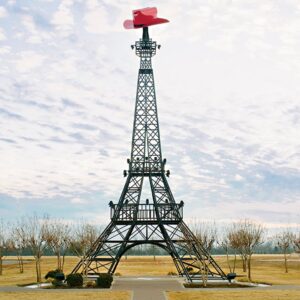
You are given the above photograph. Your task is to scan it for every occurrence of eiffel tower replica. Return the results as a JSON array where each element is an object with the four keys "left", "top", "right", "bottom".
[{"left": 71, "top": 7, "right": 231, "bottom": 282}]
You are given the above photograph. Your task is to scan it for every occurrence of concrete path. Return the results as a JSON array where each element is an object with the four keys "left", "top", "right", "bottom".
[
  {"left": 112, "top": 276, "right": 184, "bottom": 300},
  {"left": 112, "top": 277, "right": 300, "bottom": 299},
  {"left": 0, "top": 277, "right": 299, "bottom": 300}
]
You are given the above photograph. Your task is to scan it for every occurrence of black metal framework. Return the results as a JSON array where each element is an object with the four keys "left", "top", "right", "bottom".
[{"left": 71, "top": 27, "right": 228, "bottom": 282}]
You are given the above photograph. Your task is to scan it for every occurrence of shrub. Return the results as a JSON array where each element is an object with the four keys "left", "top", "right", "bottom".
[
  {"left": 114, "top": 272, "right": 121, "bottom": 276},
  {"left": 55, "top": 273, "right": 65, "bottom": 281},
  {"left": 186, "top": 267, "right": 193, "bottom": 273},
  {"left": 96, "top": 273, "right": 113, "bottom": 288},
  {"left": 45, "top": 269, "right": 61, "bottom": 280},
  {"left": 66, "top": 273, "right": 83, "bottom": 288}
]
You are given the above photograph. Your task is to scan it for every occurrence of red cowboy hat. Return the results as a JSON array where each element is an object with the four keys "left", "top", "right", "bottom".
[{"left": 124, "top": 7, "right": 169, "bottom": 29}]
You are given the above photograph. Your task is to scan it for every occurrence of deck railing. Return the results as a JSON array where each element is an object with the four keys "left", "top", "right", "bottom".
[{"left": 110, "top": 203, "right": 183, "bottom": 222}]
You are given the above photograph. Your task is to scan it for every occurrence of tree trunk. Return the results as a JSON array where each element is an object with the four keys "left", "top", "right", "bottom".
[
  {"left": 35, "top": 257, "right": 42, "bottom": 283},
  {"left": 233, "top": 253, "right": 237, "bottom": 273},
  {"left": 247, "top": 255, "right": 252, "bottom": 282},
  {"left": 0, "top": 256, "right": 2, "bottom": 275},
  {"left": 204, "top": 264, "right": 208, "bottom": 287},
  {"left": 284, "top": 250, "right": 288, "bottom": 273},
  {"left": 17, "top": 255, "right": 24, "bottom": 273},
  {"left": 35, "top": 259, "right": 39, "bottom": 282},
  {"left": 57, "top": 252, "right": 61, "bottom": 271},
  {"left": 226, "top": 249, "right": 232, "bottom": 273},
  {"left": 20, "top": 257, "right": 24, "bottom": 273},
  {"left": 38, "top": 261, "right": 41, "bottom": 283},
  {"left": 82, "top": 255, "right": 88, "bottom": 277},
  {"left": 200, "top": 262, "right": 207, "bottom": 287},
  {"left": 62, "top": 254, "right": 66, "bottom": 272},
  {"left": 242, "top": 256, "right": 247, "bottom": 272}
]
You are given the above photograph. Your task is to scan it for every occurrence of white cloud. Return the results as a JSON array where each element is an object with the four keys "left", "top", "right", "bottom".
[
  {"left": 51, "top": 0, "right": 74, "bottom": 35},
  {"left": 0, "top": 46, "right": 10, "bottom": 54},
  {"left": 186, "top": 195, "right": 300, "bottom": 227},
  {"left": 234, "top": 174, "right": 244, "bottom": 182},
  {"left": 83, "top": 0, "right": 129, "bottom": 34},
  {"left": 0, "top": 28, "right": 6, "bottom": 41},
  {"left": 14, "top": 51, "right": 46, "bottom": 72},
  {"left": 219, "top": 178, "right": 226, "bottom": 185},
  {"left": 84, "top": 1, "right": 109, "bottom": 34},
  {"left": 0, "top": 6, "right": 7, "bottom": 18},
  {"left": 21, "top": 15, "right": 51, "bottom": 44},
  {"left": 255, "top": 173, "right": 264, "bottom": 180},
  {"left": 70, "top": 197, "right": 87, "bottom": 204}
]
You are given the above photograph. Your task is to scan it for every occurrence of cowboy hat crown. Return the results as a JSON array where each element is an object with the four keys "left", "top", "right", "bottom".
[{"left": 124, "top": 7, "right": 169, "bottom": 29}]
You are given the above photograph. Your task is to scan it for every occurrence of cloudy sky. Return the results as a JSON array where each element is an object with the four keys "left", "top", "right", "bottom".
[{"left": 0, "top": 0, "right": 299, "bottom": 229}]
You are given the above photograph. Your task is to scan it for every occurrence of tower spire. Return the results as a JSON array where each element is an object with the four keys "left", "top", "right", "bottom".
[
  {"left": 71, "top": 7, "right": 232, "bottom": 283},
  {"left": 142, "top": 27, "right": 149, "bottom": 41}
]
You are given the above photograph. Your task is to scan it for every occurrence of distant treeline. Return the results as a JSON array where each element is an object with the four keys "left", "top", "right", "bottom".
[{"left": 3, "top": 241, "right": 296, "bottom": 257}]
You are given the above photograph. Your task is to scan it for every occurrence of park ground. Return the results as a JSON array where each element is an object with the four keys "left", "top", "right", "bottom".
[{"left": 0, "top": 254, "right": 299, "bottom": 299}]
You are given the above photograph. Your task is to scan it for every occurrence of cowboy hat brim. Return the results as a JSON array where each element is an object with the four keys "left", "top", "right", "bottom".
[{"left": 123, "top": 17, "right": 169, "bottom": 29}]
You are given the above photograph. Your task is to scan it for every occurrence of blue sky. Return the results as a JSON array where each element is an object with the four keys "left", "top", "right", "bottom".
[{"left": 0, "top": 0, "right": 299, "bottom": 230}]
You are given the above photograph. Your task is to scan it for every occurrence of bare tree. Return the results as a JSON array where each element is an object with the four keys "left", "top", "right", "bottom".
[
  {"left": 242, "top": 220, "right": 264, "bottom": 281},
  {"left": 218, "top": 227, "right": 235, "bottom": 273},
  {"left": 69, "top": 221, "right": 99, "bottom": 275},
  {"left": 188, "top": 220, "right": 217, "bottom": 286},
  {"left": 293, "top": 231, "right": 300, "bottom": 254},
  {"left": 7, "top": 224, "right": 27, "bottom": 273},
  {"left": 276, "top": 231, "right": 295, "bottom": 273},
  {"left": 190, "top": 220, "right": 217, "bottom": 252},
  {"left": 45, "top": 219, "right": 71, "bottom": 272},
  {"left": 18, "top": 215, "right": 49, "bottom": 283},
  {"left": 228, "top": 226, "right": 247, "bottom": 273},
  {"left": 229, "top": 220, "right": 264, "bottom": 281},
  {"left": 0, "top": 219, "right": 7, "bottom": 275}
]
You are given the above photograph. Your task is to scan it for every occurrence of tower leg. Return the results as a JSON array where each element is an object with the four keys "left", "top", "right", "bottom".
[{"left": 71, "top": 220, "right": 227, "bottom": 282}]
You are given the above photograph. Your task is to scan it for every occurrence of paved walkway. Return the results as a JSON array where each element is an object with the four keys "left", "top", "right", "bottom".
[
  {"left": 112, "top": 276, "right": 184, "bottom": 300},
  {"left": 0, "top": 277, "right": 299, "bottom": 300},
  {"left": 112, "top": 277, "right": 300, "bottom": 299}
]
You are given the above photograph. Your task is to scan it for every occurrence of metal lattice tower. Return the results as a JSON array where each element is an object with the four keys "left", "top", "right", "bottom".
[{"left": 71, "top": 26, "right": 229, "bottom": 282}]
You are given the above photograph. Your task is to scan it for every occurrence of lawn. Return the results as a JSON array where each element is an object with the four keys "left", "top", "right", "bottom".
[
  {"left": 167, "top": 290, "right": 300, "bottom": 300},
  {"left": 166, "top": 254, "right": 300, "bottom": 300},
  {"left": 0, "top": 254, "right": 299, "bottom": 286},
  {"left": 116, "top": 254, "right": 300, "bottom": 285},
  {"left": 218, "top": 254, "right": 300, "bottom": 285},
  {"left": 0, "top": 256, "right": 79, "bottom": 286},
  {"left": 0, "top": 255, "right": 299, "bottom": 300},
  {"left": 0, "top": 291, "right": 131, "bottom": 300},
  {"left": 116, "top": 255, "right": 178, "bottom": 276}
]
